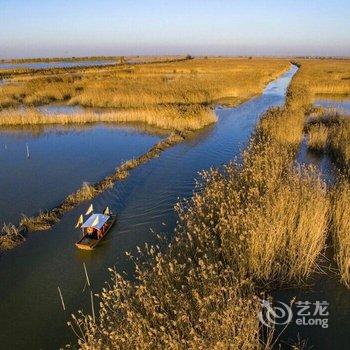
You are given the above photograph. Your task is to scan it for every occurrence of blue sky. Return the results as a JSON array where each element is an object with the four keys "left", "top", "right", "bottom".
[{"left": 1, "top": 0, "right": 350, "bottom": 58}]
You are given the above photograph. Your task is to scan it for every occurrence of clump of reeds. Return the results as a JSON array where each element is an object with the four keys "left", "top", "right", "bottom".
[
  {"left": 307, "top": 124, "right": 329, "bottom": 152},
  {"left": 177, "top": 139, "right": 329, "bottom": 287},
  {"left": 328, "top": 119, "right": 350, "bottom": 171},
  {"left": 331, "top": 179, "right": 350, "bottom": 287},
  {"left": 20, "top": 210, "right": 60, "bottom": 231},
  {"left": 0, "top": 223, "right": 25, "bottom": 251}
]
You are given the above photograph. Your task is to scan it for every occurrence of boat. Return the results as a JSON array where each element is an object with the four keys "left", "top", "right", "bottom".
[{"left": 75, "top": 206, "right": 116, "bottom": 250}]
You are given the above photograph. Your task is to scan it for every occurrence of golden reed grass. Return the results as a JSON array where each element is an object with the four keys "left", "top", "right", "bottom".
[
  {"left": 0, "top": 106, "right": 216, "bottom": 131},
  {"left": 298, "top": 59, "right": 350, "bottom": 97},
  {"left": 0, "top": 58, "right": 289, "bottom": 109},
  {"left": 0, "top": 58, "right": 289, "bottom": 131},
  {"left": 70, "top": 63, "right": 333, "bottom": 348},
  {"left": 307, "top": 124, "right": 329, "bottom": 152}
]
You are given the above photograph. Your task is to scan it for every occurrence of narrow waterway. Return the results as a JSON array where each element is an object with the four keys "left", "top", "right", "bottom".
[{"left": 0, "top": 66, "right": 297, "bottom": 349}]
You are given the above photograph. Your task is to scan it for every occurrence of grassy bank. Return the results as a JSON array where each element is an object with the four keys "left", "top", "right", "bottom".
[
  {"left": 0, "top": 58, "right": 289, "bottom": 130},
  {"left": 70, "top": 63, "right": 335, "bottom": 348}
]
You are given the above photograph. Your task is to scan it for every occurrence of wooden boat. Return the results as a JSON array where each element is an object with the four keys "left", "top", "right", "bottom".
[{"left": 75, "top": 208, "right": 116, "bottom": 250}]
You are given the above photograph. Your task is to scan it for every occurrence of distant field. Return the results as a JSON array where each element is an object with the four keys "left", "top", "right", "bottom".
[
  {"left": 298, "top": 58, "right": 350, "bottom": 97},
  {"left": 0, "top": 57, "right": 289, "bottom": 130},
  {"left": 0, "top": 55, "right": 185, "bottom": 64}
]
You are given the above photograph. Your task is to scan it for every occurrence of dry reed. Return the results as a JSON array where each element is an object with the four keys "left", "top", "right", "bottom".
[
  {"left": 0, "top": 58, "right": 289, "bottom": 112},
  {"left": 0, "top": 223, "right": 25, "bottom": 251},
  {"left": 0, "top": 105, "right": 217, "bottom": 131},
  {"left": 307, "top": 124, "right": 329, "bottom": 152},
  {"left": 331, "top": 180, "right": 350, "bottom": 287}
]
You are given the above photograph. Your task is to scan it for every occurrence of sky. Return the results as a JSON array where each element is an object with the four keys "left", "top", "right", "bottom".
[{"left": 1, "top": 0, "right": 350, "bottom": 59}]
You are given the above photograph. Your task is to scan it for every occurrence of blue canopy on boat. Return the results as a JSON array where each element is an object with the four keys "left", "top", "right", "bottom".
[{"left": 81, "top": 213, "right": 109, "bottom": 230}]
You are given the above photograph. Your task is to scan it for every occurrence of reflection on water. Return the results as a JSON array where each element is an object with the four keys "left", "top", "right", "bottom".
[
  {"left": 296, "top": 136, "right": 338, "bottom": 185},
  {"left": 37, "top": 104, "right": 85, "bottom": 115},
  {"left": 315, "top": 97, "right": 350, "bottom": 114},
  {"left": 0, "top": 60, "right": 116, "bottom": 70},
  {"left": 0, "top": 66, "right": 297, "bottom": 349}
]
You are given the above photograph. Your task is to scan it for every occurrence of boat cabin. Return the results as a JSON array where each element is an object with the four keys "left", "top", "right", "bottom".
[
  {"left": 81, "top": 213, "right": 110, "bottom": 240},
  {"left": 75, "top": 210, "right": 116, "bottom": 250}
]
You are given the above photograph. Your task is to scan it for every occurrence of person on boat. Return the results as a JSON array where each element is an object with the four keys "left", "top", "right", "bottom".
[{"left": 98, "top": 229, "right": 104, "bottom": 239}]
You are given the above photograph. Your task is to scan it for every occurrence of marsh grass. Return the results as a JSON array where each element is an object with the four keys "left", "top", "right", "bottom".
[
  {"left": 0, "top": 58, "right": 289, "bottom": 118},
  {"left": 328, "top": 119, "right": 350, "bottom": 171},
  {"left": 299, "top": 59, "right": 350, "bottom": 97}
]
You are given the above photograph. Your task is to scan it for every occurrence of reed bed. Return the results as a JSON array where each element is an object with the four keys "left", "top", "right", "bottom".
[
  {"left": 303, "top": 109, "right": 350, "bottom": 172},
  {"left": 70, "top": 63, "right": 333, "bottom": 348},
  {"left": 0, "top": 106, "right": 216, "bottom": 131},
  {"left": 331, "top": 180, "right": 350, "bottom": 287},
  {"left": 298, "top": 59, "right": 350, "bottom": 97},
  {"left": 294, "top": 59, "right": 350, "bottom": 289},
  {"left": 0, "top": 58, "right": 289, "bottom": 111}
]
